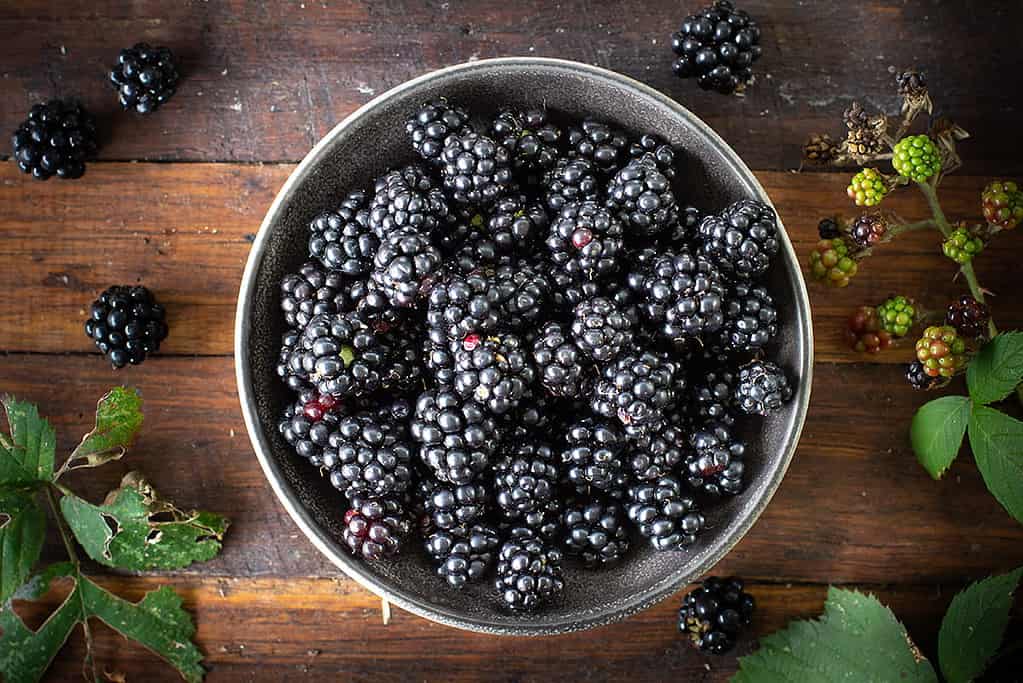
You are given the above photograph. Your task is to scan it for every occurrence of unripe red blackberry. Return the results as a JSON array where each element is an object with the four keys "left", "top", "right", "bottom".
[
  {"left": 915, "top": 326, "right": 966, "bottom": 378},
  {"left": 849, "top": 213, "right": 887, "bottom": 248}
]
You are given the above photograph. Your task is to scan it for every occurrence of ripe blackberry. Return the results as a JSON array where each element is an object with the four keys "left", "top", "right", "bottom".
[
  {"left": 849, "top": 213, "right": 888, "bottom": 248},
  {"left": 283, "top": 312, "right": 387, "bottom": 398},
  {"left": 308, "top": 191, "right": 378, "bottom": 276},
  {"left": 494, "top": 529, "right": 564, "bottom": 611},
  {"left": 544, "top": 157, "right": 600, "bottom": 211},
  {"left": 547, "top": 201, "right": 625, "bottom": 281},
  {"left": 592, "top": 351, "right": 678, "bottom": 440},
  {"left": 719, "top": 283, "right": 777, "bottom": 353},
  {"left": 626, "top": 475, "right": 704, "bottom": 551},
  {"left": 629, "top": 249, "right": 727, "bottom": 343},
  {"left": 669, "top": 205, "right": 704, "bottom": 244},
  {"left": 279, "top": 262, "right": 349, "bottom": 329},
  {"left": 565, "top": 120, "right": 628, "bottom": 173},
  {"left": 561, "top": 419, "right": 629, "bottom": 497},
  {"left": 817, "top": 217, "right": 843, "bottom": 240},
  {"left": 493, "top": 262, "right": 550, "bottom": 330},
  {"left": 544, "top": 261, "right": 601, "bottom": 311},
  {"left": 371, "top": 227, "right": 443, "bottom": 307},
  {"left": 377, "top": 321, "right": 425, "bottom": 393},
  {"left": 808, "top": 237, "right": 858, "bottom": 288},
  {"left": 679, "top": 576, "right": 755, "bottom": 654},
  {"left": 561, "top": 501, "right": 630, "bottom": 566},
  {"left": 893, "top": 135, "right": 941, "bottom": 182},
  {"left": 847, "top": 169, "right": 888, "bottom": 207},
  {"left": 847, "top": 305, "right": 892, "bottom": 354},
  {"left": 533, "top": 322, "right": 590, "bottom": 398},
  {"left": 571, "top": 297, "right": 634, "bottom": 363},
  {"left": 406, "top": 98, "right": 472, "bottom": 165},
  {"left": 942, "top": 225, "right": 984, "bottom": 264},
  {"left": 343, "top": 496, "right": 408, "bottom": 560},
  {"left": 276, "top": 328, "right": 308, "bottom": 392},
  {"left": 345, "top": 278, "right": 404, "bottom": 331},
  {"left": 606, "top": 157, "right": 678, "bottom": 236},
  {"left": 108, "top": 42, "right": 179, "bottom": 114},
  {"left": 425, "top": 524, "right": 500, "bottom": 588},
  {"left": 368, "top": 165, "right": 450, "bottom": 239},
  {"left": 84, "top": 285, "right": 168, "bottom": 368},
  {"left": 626, "top": 417, "right": 686, "bottom": 481},
  {"left": 485, "top": 194, "right": 549, "bottom": 252},
  {"left": 421, "top": 479, "right": 489, "bottom": 531},
  {"left": 277, "top": 394, "right": 344, "bottom": 466},
  {"left": 323, "top": 411, "right": 413, "bottom": 500},
  {"left": 453, "top": 333, "right": 536, "bottom": 415},
  {"left": 492, "top": 442, "right": 560, "bottom": 529},
  {"left": 876, "top": 295, "right": 916, "bottom": 338},
  {"left": 11, "top": 99, "right": 97, "bottom": 180},
  {"left": 689, "top": 370, "right": 736, "bottom": 427},
  {"left": 685, "top": 423, "right": 745, "bottom": 496},
  {"left": 671, "top": 1, "right": 762, "bottom": 94},
  {"left": 697, "top": 199, "right": 779, "bottom": 280},
  {"left": 629, "top": 134, "right": 676, "bottom": 178},
  {"left": 982, "top": 180, "right": 1023, "bottom": 230},
  {"left": 945, "top": 295, "right": 990, "bottom": 338},
  {"left": 734, "top": 360, "right": 792, "bottom": 416},
  {"left": 491, "top": 108, "right": 561, "bottom": 174},
  {"left": 915, "top": 325, "right": 966, "bottom": 379},
  {"left": 496, "top": 388, "right": 554, "bottom": 443},
  {"left": 425, "top": 340, "right": 457, "bottom": 387},
  {"left": 426, "top": 270, "right": 507, "bottom": 344},
  {"left": 906, "top": 360, "right": 946, "bottom": 391},
  {"left": 411, "top": 388, "right": 500, "bottom": 484},
  {"left": 441, "top": 132, "right": 515, "bottom": 206}
]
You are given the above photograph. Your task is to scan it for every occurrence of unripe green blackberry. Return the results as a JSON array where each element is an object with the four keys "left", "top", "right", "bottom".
[
  {"left": 876, "top": 295, "right": 915, "bottom": 338},
  {"left": 808, "top": 237, "right": 858, "bottom": 288},
  {"left": 915, "top": 325, "right": 966, "bottom": 378},
  {"left": 942, "top": 225, "right": 984, "bottom": 264},
  {"left": 892, "top": 135, "right": 940, "bottom": 182},
  {"left": 846, "top": 168, "right": 887, "bottom": 207},
  {"left": 982, "top": 180, "right": 1023, "bottom": 230}
]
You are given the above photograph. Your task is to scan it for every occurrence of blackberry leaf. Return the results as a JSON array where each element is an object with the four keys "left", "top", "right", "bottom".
[
  {"left": 967, "top": 406, "right": 1023, "bottom": 524},
  {"left": 909, "top": 396, "right": 970, "bottom": 479},
  {"left": 0, "top": 488, "right": 45, "bottom": 603},
  {"left": 0, "top": 395, "right": 56, "bottom": 485},
  {"left": 966, "top": 332, "right": 1023, "bottom": 405},
  {"left": 61, "top": 387, "right": 143, "bottom": 473}
]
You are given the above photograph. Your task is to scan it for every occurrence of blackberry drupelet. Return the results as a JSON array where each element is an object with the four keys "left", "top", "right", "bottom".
[
  {"left": 533, "top": 322, "right": 590, "bottom": 397},
  {"left": 571, "top": 297, "right": 634, "bottom": 363},
  {"left": 308, "top": 191, "right": 379, "bottom": 276},
  {"left": 421, "top": 479, "right": 489, "bottom": 531},
  {"left": 425, "top": 524, "right": 501, "bottom": 588},
  {"left": 561, "top": 501, "right": 630, "bottom": 566},
  {"left": 546, "top": 200, "right": 625, "bottom": 282},
  {"left": 343, "top": 496, "right": 409, "bottom": 560},
  {"left": 411, "top": 388, "right": 500, "bottom": 484},
  {"left": 946, "top": 294, "right": 990, "bottom": 338},
  {"left": 486, "top": 194, "right": 549, "bottom": 252},
  {"left": 629, "top": 249, "right": 727, "bottom": 343},
  {"left": 734, "top": 360, "right": 792, "bottom": 416},
  {"left": 626, "top": 475, "right": 704, "bottom": 550},
  {"left": 84, "top": 285, "right": 168, "bottom": 368},
  {"left": 491, "top": 108, "right": 561, "bottom": 175},
  {"left": 591, "top": 351, "right": 678, "bottom": 440},
  {"left": 719, "top": 283, "right": 778, "bottom": 352},
  {"left": 279, "top": 262, "right": 349, "bottom": 329},
  {"left": 440, "top": 132, "right": 515, "bottom": 206},
  {"left": 697, "top": 199, "right": 779, "bottom": 280},
  {"left": 679, "top": 576, "right": 755, "bottom": 654},
  {"left": 565, "top": 119, "right": 628, "bottom": 173},
  {"left": 12, "top": 99, "right": 97, "bottom": 180},
  {"left": 283, "top": 312, "right": 388, "bottom": 398},
  {"left": 685, "top": 423, "right": 746, "bottom": 496},
  {"left": 453, "top": 333, "right": 536, "bottom": 415},
  {"left": 606, "top": 156, "right": 678, "bottom": 236},
  {"left": 371, "top": 227, "right": 443, "bottom": 307},
  {"left": 561, "top": 419, "right": 629, "bottom": 497},
  {"left": 492, "top": 442, "right": 560, "bottom": 529},
  {"left": 406, "top": 98, "right": 472, "bottom": 165},
  {"left": 629, "top": 134, "right": 676, "bottom": 177},
  {"left": 543, "top": 157, "right": 600, "bottom": 212},
  {"left": 108, "top": 42, "right": 179, "bottom": 114},
  {"left": 689, "top": 370, "right": 736, "bottom": 426},
  {"left": 494, "top": 529, "right": 565, "bottom": 611},
  {"left": 368, "top": 165, "right": 450, "bottom": 239},
  {"left": 671, "top": 1, "right": 762, "bottom": 94},
  {"left": 626, "top": 417, "right": 686, "bottom": 481},
  {"left": 322, "top": 411, "right": 413, "bottom": 501}
]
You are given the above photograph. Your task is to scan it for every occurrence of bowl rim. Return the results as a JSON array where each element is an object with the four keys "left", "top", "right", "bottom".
[{"left": 235, "top": 56, "right": 814, "bottom": 635}]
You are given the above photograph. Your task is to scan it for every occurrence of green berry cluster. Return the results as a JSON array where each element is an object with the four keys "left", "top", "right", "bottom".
[
  {"left": 942, "top": 226, "right": 984, "bottom": 264},
  {"left": 876, "top": 295, "right": 915, "bottom": 338},
  {"left": 915, "top": 325, "right": 966, "bottom": 378},
  {"left": 982, "top": 180, "right": 1023, "bottom": 230},
  {"left": 846, "top": 168, "right": 887, "bottom": 207},
  {"left": 808, "top": 237, "right": 858, "bottom": 288},
  {"left": 892, "top": 135, "right": 940, "bottom": 182}
]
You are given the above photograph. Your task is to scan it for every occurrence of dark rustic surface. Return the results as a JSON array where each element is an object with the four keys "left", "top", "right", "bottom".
[{"left": 1, "top": 1, "right": 1022, "bottom": 681}]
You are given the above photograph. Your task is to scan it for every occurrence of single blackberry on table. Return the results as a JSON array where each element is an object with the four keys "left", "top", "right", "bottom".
[
  {"left": 343, "top": 496, "right": 409, "bottom": 560},
  {"left": 371, "top": 227, "right": 443, "bottom": 307},
  {"left": 915, "top": 325, "right": 966, "bottom": 379},
  {"left": 420, "top": 479, "right": 489, "bottom": 531},
  {"left": 108, "top": 42, "right": 179, "bottom": 114},
  {"left": 629, "top": 134, "right": 676, "bottom": 177},
  {"left": 561, "top": 419, "right": 629, "bottom": 497},
  {"left": 668, "top": 205, "right": 704, "bottom": 245},
  {"left": 892, "top": 135, "right": 941, "bottom": 182},
  {"left": 279, "top": 262, "right": 349, "bottom": 329},
  {"left": 425, "top": 523, "right": 500, "bottom": 588},
  {"left": 685, "top": 423, "right": 746, "bottom": 496},
  {"left": 591, "top": 351, "right": 678, "bottom": 440},
  {"left": 697, "top": 199, "right": 779, "bottom": 280},
  {"left": 308, "top": 191, "right": 378, "bottom": 276},
  {"left": 492, "top": 442, "right": 560, "bottom": 529},
  {"left": 491, "top": 108, "right": 561, "bottom": 175},
  {"left": 453, "top": 333, "right": 536, "bottom": 415},
  {"left": 679, "top": 576, "right": 755, "bottom": 654},
  {"left": 561, "top": 501, "right": 630, "bottom": 566},
  {"left": 817, "top": 217, "right": 843, "bottom": 240},
  {"left": 84, "top": 285, "right": 168, "bottom": 368},
  {"left": 734, "top": 360, "right": 792, "bottom": 416},
  {"left": 12, "top": 99, "right": 97, "bottom": 180},
  {"left": 808, "top": 237, "right": 858, "bottom": 288},
  {"left": 533, "top": 322, "right": 590, "bottom": 398},
  {"left": 411, "top": 388, "right": 500, "bottom": 484},
  {"left": 847, "top": 168, "right": 888, "bottom": 208},
  {"left": 671, "top": 0, "right": 762, "bottom": 94},
  {"left": 626, "top": 416, "right": 686, "bottom": 481},
  {"left": 689, "top": 370, "right": 736, "bottom": 427},
  {"left": 323, "top": 411, "right": 413, "bottom": 500},
  {"left": 945, "top": 295, "right": 990, "bottom": 338},
  {"left": 543, "top": 157, "right": 600, "bottom": 212},
  {"left": 406, "top": 98, "right": 472, "bottom": 165},
  {"left": 282, "top": 312, "right": 388, "bottom": 398},
  {"left": 849, "top": 212, "right": 888, "bottom": 248},
  {"left": 606, "top": 156, "right": 678, "bottom": 237},
  {"left": 876, "top": 295, "right": 916, "bottom": 338},
  {"left": 982, "top": 180, "right": 1023, "bottom": 230},
  {"left": 571, "top": 297, "right": 634, "bottom": 363},
  {"left": 485, "top": 194, "right": 549, "bottom": 252},
  {"left": 546, "top": 201, "right": 626, "bottom": 282},
  {"left": 629, "top": 249, "right": 727, "bottom": 343},
  {"left": 495, "top": 528, "right": 564, "bottom": 611},
  {"left": 906, "top": 360, "right": 947, "bottom": 391},
  {"left": 942, "top": 225, "right": 984, "bottom": 264},
  {"left": 368, "top": 165, "right": 450, "bottom": 239},
  {"left": 441, "top": 132, "right": 515, "bottom": 206},
  {"left": 565, "top": 119, "right": 628, "bottom": 173},
  {"left": 277, "top": 394, "right": 344, "bottom": 466},
  {"left": 626, "top": 475, "right": 704, "bottom": 551},
  {"left": 719, "top": 283, "right": 778, "bottom": 353}
]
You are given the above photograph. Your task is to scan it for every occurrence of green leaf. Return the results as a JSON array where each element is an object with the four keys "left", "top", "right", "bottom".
[
  {"left": 0, "top": 396, "right": 56, "bottom": 485},
  {"left": 732, "top": 587, "right": 938, "bottom": 683},
  {"left": 61, "top": 387, "right": 143, "bottom": 474},
  {"left": 968, "top": 406, "right": 1023, "bottom": 524},
  {"left": 910, "top": 396, "right": 971, "bottom": 479},
  {"left": 967, "top": 332, "right": 1023, "bottom": 405},
  {"left": 61, "top": 472, "right": 229, "bottom": 570},
  {"left": 0, "top": 488, "right": 46, "bottom": 603},
  {"left": 0, "top": 565, "right": 80, "bottom": 683},
  {"left": 939, "top": 567, "right": 1023, "bottom": 683}
]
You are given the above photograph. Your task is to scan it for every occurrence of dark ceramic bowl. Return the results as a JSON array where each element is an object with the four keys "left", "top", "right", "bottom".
[{"left": 235, "top": 57, "right": 812, "bottom": 635}]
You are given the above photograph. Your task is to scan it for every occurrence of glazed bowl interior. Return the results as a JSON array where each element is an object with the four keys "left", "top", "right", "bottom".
[{"left": 236, "top": 57, "right": 812, "bottom": 635}]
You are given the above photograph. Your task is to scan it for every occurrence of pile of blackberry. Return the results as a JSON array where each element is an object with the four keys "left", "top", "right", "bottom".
[{"left": 273, "top": 98, "right": 793, "bottom": 615}]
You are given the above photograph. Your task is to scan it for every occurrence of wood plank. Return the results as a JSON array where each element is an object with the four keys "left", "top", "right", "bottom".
[
  {"left": 1, "top": 163, "right": 1019, "bottom": 361},
  {"left": 3, "top": 355, "right": 1022, "bottom": 584},
  {"left": 0, "top": 2, "right": 1020, "bottom": 172}
]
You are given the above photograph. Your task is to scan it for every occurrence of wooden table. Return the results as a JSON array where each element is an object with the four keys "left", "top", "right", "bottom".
[{"left": 3, "top": 2, "right": 1022, "bottom": 680}]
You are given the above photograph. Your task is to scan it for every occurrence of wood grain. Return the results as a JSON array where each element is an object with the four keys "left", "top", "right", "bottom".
[
  {"left": 0, "top": 1, "right": 1020, "bottom": 173},
  {"left": 1, "top": 162, "right": 1019, "bottom": 361}
]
